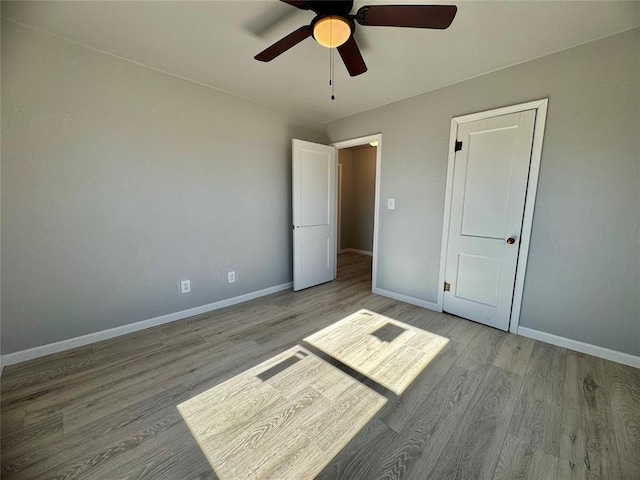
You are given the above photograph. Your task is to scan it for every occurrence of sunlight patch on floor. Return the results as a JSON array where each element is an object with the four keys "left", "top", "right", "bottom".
[
  {"left": 305, "top": 309, "right": 450, "bottom": 394},
  {"left": 177, "top": 345, "right": 387, "bottom": 480}
]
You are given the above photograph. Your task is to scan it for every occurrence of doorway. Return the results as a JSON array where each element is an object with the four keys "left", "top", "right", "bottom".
[
  {"left": 333, "top": 134, "right": 382, "bottom": 289},
  {"left": 291, "top": 135, "right": 381, "bottom": 292},
  {"left": 438, "top": 99, "right": 548, "bottom": 332},
  {"left": 337, "top": 143, "right": 377, "bottom": 253}
]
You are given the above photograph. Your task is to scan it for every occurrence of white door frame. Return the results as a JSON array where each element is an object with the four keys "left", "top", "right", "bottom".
[
  {"left": 437, "top": 99, "right": 548, "bottom": 333},
  {"left": 337, "top": 163, "right": 342, "bottom": 253},
  {"left": 332, "top": 134, "right": 382, "bottom": 291}
]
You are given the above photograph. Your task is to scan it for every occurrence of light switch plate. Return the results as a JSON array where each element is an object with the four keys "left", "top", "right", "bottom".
[{"left": 387, "top": 198, "right": 395, "bottom": 210}]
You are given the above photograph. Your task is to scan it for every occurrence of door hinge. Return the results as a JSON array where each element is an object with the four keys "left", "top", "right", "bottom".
[
  {"left": 444, "top": 282, "right": 451, "bottom": 292},
  {"left": 454, "top": 140, "right": 463, "bottom": 152}
]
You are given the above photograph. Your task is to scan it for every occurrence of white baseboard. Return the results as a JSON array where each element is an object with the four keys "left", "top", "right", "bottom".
[
  {"left": 372, "top": 287, "right": 438, "bottom": 312},
  {"left": 517, "top": 326, "right": 640, "bottom": 369},
  {"left": 339, "top": 248, "right": 373, "bottom": 256},
  {"left": 2, "top": 282, "right": 292, "bottom": 367}
]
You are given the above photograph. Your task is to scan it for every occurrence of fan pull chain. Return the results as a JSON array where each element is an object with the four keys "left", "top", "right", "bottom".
[
  {"left": 330, "top": 47, "right": 335, "bottom": 100},
  {"left": 328, "top": 18, "right": 335, "bottom": 100}
]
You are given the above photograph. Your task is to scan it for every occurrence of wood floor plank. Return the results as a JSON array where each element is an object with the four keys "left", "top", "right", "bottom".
[
  {"left": 1, "top": 384, "right": 191, "bottom": 479},
  {"left": 58, "top": 338, "right": 220, "bottom": 432},
  {"left": 315, "top": 419, "right": 398, "bottom": 480},
  {"left": 428, "top": 366, "right": 523, "bottom": 480},
  {"left": 602, "top": 359, "right": 640, "bottom": 469},
  {"left": 82, "top": 421, "right": 211, "bottom": 480},
  {"left": 519, "top": 341, "right": 567, "bottom": 407},
  {"left": 559, "top": 352, "right": 622, "bottom": 479},
  {"left": 509, "top": 397, "right": 563, "bottom": 457},
  {"left": 492, "top": 333, "right": 535, "bottom": 376},
  {"left": 456, "top": 326, "right": 506, "bottom": 373},
  {"left": 5, "top": 402, "right": 188, "bottom": 480},
  {"left": 493, "top": 433, "right": 558, "bottom": 480},
  {"left": 168, "top": 340, "right": 262, "bottom": 392},
  {"left": 0, "top": 412, "right": 63, "bottom": 460},
  {"left": 619, "top": 459, "right": 640, "bottom": 480},
  {"left": 0, "top": 401, "right": 27, "bottom": 439},
  {"left": 507, "top": 341, "right": 567, "bottom": 456},
  {"left": 378, "top": 319, "right": 480, "bottom": 433},
  {"left": 17, "top": 336, "right": 211, "bottom": 427},
  {"left": 59, "top": 411, "right": 191, "bottom": 480},
  {"left": 1, "top": 339, "right": 167, "bottom": 409},
  {"left": 370, "top": 365, "right": 487, "bottom": 480}
]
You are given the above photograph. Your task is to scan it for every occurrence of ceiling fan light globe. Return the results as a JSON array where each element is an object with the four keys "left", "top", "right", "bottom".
[{"left": 313, "top": 16, "right": 351, "bottom": 48}]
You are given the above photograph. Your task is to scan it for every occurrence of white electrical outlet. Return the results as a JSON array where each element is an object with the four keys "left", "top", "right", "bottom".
[
  {"left": 227, "top": 271, "right": 236, "bottom": 284},
  {"left": 180, "top": 279, "right": 191, "bottom": 294},
  {"left": 387, "top": 197, "right": 396, "bottom": 210}
]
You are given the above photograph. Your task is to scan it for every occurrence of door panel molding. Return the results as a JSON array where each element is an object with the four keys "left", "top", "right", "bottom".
[{"left": 437, "top": 99, "right": 549, "bottom": 333}]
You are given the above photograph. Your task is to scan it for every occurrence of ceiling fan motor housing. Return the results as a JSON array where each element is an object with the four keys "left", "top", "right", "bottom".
[{"left": 310, "top": 15, "right": 355, "bottom": 46}]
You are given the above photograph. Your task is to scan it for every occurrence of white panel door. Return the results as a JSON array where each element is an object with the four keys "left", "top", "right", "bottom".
[
  {"left": 293, "top": 139, "right": 337, "bottom": 291},
  {"left": 444, "top": 110, "right": 536, "bottom": 330}
]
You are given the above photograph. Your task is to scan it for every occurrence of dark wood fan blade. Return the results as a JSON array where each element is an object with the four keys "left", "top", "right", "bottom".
[
  {"left": 356, "top": 5, "right": 457, "bottom": 29},
  {"left": 280, "top": 0, "right": 311, "bottom": 9},
  {"left": 255, "top": 26, "right": 313, "bottom": 62},
  {"left": 337, "top": 36, "right": 367, "bottom": 76},
  {"left": 246, "top": 5, "right": 302, "bottom": 38}
]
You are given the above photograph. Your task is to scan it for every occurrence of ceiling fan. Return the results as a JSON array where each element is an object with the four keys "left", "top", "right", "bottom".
[{"left": 254, "top": 1, "right": 458, "bottom": 77}]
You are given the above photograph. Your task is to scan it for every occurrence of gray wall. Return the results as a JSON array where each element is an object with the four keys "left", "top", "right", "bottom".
[
  {"left": 339, "top": 146, "right": 376, "bottom": 253},
  {"left": 1, "top": 20, "right": 326, "bottom": 353},
  {"left": 338, "top": 149, "right": 353, "bottom": 251},
  {"left": 327, "top": 28, "right": 640, "bottom": 356}
]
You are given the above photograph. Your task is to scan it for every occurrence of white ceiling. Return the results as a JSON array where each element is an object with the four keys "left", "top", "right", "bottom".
[{"left": 3, "top": 1, "right": 639, "bottom": 123}]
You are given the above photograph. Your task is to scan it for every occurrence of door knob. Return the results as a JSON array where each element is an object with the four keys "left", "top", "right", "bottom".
[{"left": 506, "top": 237, "right": 516, "bottom": 245}]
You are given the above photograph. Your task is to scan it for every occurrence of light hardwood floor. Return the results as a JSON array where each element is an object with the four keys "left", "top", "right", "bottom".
[
  {"left": 2, "top": 253, "right": 639, "bottom": 479},
  {"left": 178, "top": 345, "right": 387, "bottom": 480},
  {"left": 305, "top": 309, "right": 449, "bottom": 394}
]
